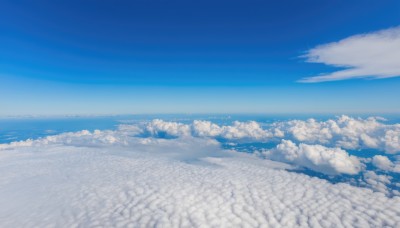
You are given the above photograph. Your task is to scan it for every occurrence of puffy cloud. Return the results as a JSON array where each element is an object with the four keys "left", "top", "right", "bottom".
[
  {"left": 279, "top": 118, "right": 338, "bottom": 144},
  {"left": 362, "top": 171, "right": 392, "bottom": 195},
  {"left": 299, "top": 26, "right": 400, "bottom": 82},
  {"left": 263, "top": 140, "right": 362, "bottom": 175},
  {"left": 218, "top": 121, "right": 272, "bottom": 140},
  {"left": 384, "top": 129, "right": 400, "bottom": 154},
  {"left": 273, "top": 115, "right": 400, "bottom": 154},
  {"left": 192, "top": 120, "right": 222, "bottom": 137},
  {"left": 0, "top": 129, "right": 127, "bottom": 149},
  {"left": 0, "top": 133, "right": 400, "bottom": 227},
  {"left": 135, "top": 116, "right": 400, "bottom": 155},
  {"left": 7, "top": 115, "right": 398, "bottom": 154},
  {"left": 372, "top": 155, "right": 394, "bottom": 171},
  {"left": 372, "top": 155, "right": 400, "bottom": 173},
  {"left": 143, "top": 119, "right": 275, "bottom": 141},
  {"left": 145, "top": 119, "right": 191, "bottom": 137}
]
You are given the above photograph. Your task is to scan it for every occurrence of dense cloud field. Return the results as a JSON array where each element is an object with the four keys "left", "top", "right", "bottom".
[{"left": 1, "top": 116, "right": 400, "bottom": 227}]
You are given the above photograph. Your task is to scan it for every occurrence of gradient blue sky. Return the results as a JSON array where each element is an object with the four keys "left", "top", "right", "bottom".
[{"left": 1, "top": 0, "right": 400, "bottom": 115}]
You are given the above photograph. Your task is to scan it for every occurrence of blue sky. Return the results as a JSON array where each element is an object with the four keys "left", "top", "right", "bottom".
[{"left": 1, "top": 0, "right": 400, "bottom": 115}]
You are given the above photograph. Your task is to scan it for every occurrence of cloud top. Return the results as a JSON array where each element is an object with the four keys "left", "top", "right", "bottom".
[
  {"left": 299, "top": 26, "right": 400, "bottom": 82},
  {"left": 116, "top": 116, "right": 400, "bottom": 154},
  {"left": 263, "top": 140, "right": 362, "bottom": 175},
  {"left": 6, "top": 115, "right": 399, "bottom": 154},
  {"left": 1, "top": 133, "right": 400, "bottom": 227},
  {"left": 272, "top": 115, "right": 400, "bottom": 154},
  {"left": 1, "top": 116, "right": 400, "bottom": 196}
]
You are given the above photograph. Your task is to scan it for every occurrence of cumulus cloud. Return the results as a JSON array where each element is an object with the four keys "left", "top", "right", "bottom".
[
  {"left": 216, "top": 121, "right": 273, "bottom": 140},
  {"left": 115, "top": 116, "right": 400, "bottom": 155},
  {"left": 0, "top": 132, "right": 400, "bottom": 227},
  {"left": 139, "top": 119, "right": 276, "bottom": 141},
  {"left": 384, "top": 129, "right": 400, "bottom": 154},
  {"left": 272, "top": 115, "right": 400, "bottom": 154},
  {"left": 362, "top": 171, "right": 393, "bottom": 195},
  {"left": 0, "top": 129, "right": 127, "bottom": 148},
  {"left": 146, "top": 119, "right": 191, "bottom": 137},
  {"left": 299, "top": 26, "right": 400, "bottom": 82},
  {"left": 263, "top": 140, "right": 362, "bottom": 175},
  {"left": 2, "top": 117, "right": 399, "bottom": 195},
  {"left": 372, "top": 155, "right": 395, "bottom": 171},
  {"left": 372, "top": 155, "right": 400, "bottom": 173}
]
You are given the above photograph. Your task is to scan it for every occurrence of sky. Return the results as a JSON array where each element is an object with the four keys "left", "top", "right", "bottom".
[{"left": 0, "top": 0, "right": 400, "bottom": 115}]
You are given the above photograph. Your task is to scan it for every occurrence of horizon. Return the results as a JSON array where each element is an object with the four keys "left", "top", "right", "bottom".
[{"left": 2, "top": 111, "right": 400, "bottom": 119}]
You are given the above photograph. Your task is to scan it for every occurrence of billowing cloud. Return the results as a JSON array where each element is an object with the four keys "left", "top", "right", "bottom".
[
  {"left": 1, "top": 132, "right": 400, "bottom": 227},
  {"left": 384, "top": 129, "right": 400, "bottom": 154},
  {"left": 146, "top": 119, "right": 191, "bottom": 137},
  {"left": 125, "top": 116, "right": 400, "bottom": 154},
  {"left": 272, "top": 115, "right": 400, "bottom": 154},
  {"left": 299, "top": 26, "right": 400, "bottom": 82},
  {"left": 137, "top": 119, "right": 276, "bottom": 141},
  {"left": 262, "top": 140, "right": 362, "bottom": 175},
  {"left": 214, "top": 120, "right": 273, "bottom": 140},
  {"left": 372, "top": 155, "right": 400, "bottom": 173},
  {"left": 372, "top": 155, "right": 395, "bottom": 171}
]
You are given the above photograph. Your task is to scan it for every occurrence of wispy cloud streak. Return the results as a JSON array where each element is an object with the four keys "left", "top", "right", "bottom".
[{"left": 299, "top": 26, "right": 400, "bottom": 82}]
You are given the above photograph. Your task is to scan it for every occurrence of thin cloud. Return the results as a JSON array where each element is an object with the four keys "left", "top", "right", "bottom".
[{"left": 299, "top": 26, "right": 400, "bottom": 83}]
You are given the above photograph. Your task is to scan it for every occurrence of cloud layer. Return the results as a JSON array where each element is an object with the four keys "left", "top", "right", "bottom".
[
  {"left": 4, "top": 115, "right": 396, "bottom": 179},
  {"left": 1, "top": 132, "right": 400, "bottom": 227},
  {"left": 299, "top": 26, "right": 400, "bottom": 82},
  {"left": 272, "top": 115, "right": 400, "bottom": 154},
  {"left": 116, "top": 116, "right": 400, "bottom": 154}
]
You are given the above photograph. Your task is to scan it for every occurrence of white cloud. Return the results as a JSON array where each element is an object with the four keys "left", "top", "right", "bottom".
[
  {"left": 146, "top": 119, "right": 191, "bottom": 137},
  {"left": 126, "top": 116, "right": 400, "bottom": 155},
  {"left": 263, "top": 140, "right": 362, "bottom": 175},
  {"left": 218, "top": 121, "right": 272, "bottom": 140},
  {"left": 1, "top": 132, "right": 400, "bottom": 227},
  {"left": 384, "top": 129, "right": 400, "bottom": 154},
  {"left": 272, "top": 115, "right": 400, "bottom": 154},
  {"left": 372, "top": 155, "right": 394, "bottom": 171},
  {"left": 120, "top": 116, "right": 400, "bottom": 155},
  {"left": 192, "top": 120, "right": 223, "bottom": 137},
  {"left": 372, "top": 155, "right": 400, "bottom": 173},
  {"left": 363, "top": 171, "right": 392, "bottom": 195},
  {"left": 299, "top": 26, "right": 400, "bottom": 82},
  {"left": 142, "top": 119, "right": 275, "bottom": 141},
  {"left": 108, "top": 116, "right": 400, "bottom": 154}
]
